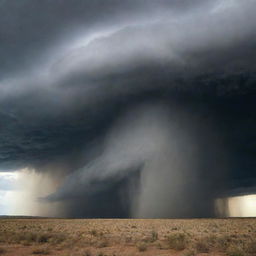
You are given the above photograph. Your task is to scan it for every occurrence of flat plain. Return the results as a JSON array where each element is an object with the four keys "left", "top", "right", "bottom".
[{"left": 0, "top": 218, "right": 256, "bottom": 256}]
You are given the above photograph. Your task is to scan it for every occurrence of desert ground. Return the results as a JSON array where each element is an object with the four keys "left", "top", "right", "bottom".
[{"left": 0, "top": 218, "right": 256, "bottom": 256}]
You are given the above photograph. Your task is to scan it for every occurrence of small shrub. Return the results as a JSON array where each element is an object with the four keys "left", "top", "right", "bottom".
[
  {"left": 156, "top": 242, "right": 162, "bottom": 249},
  {"left": 216, "top": 235, "right": 232, "bottom": 251},
  {"left": 89, "top": 230, "right": 97, "bottom": 236},
  {"left": 246, "top": 241, "right": 256, "bottom": 253},
  {"left": 32, "top": 248, "right": 50, "bottom": 255},
  {"left": 96, "top": 252, "right": 106, "bottom": 256},
  {"left": 83, "top": 249, "right": 92, "bottom": 256},
  {"left": 137, "top": 242, "right": 147, "bottom": 252},
  {"left": 21, "top": 241, "right": 31, "bottom": 246},
  {"left": 150, "top": 230, "right": 158, "bottom": 242},
  {"left": 125, "top": 236, "right": 132, "bottom": 243},
  {"left": 0, "top": 248, "right": 6, "bottom": 255},
  {"left": 156, "top": 241, "right": 170, "bottom": 250},
  {"left": 20, "top": 232, "right": 38, "bottom": 243},
  {"left": 195, "top": 235, "right": 223, "bottom": 252},
  {"left": 195, "top": 238, "right": 210, "bottom": 253},
  {"left": 96, "top": 239, "right": 108, "bottom": 248},
  {"left": 227, "top": 245, "right": 245, "bottom": 256},
  {"left": 37, "top": 233, "right": 51, "bottom": 243},
  {"left": 49, "top": 233, "right": 67, "bottom": 244},
  {"left": 182, "top": 249, "right": 196, "bottom": 256},
  {"left": 168, "top": 233, "right": 187, "bottom": 250}
]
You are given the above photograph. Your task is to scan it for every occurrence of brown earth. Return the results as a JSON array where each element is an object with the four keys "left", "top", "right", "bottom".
[{"left": 0, "top": 218, "right": 255, "bottom": 256}]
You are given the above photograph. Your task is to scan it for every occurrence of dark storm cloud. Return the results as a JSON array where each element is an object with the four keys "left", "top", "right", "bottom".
[
  {"left": 0, "top": 0, "right": 211, "bottom": 78},
  {"left": 0, "top": 0, "right": 256, "bottom": 217}
]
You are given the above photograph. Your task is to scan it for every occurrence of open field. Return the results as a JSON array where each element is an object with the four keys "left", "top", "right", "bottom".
[{"left": 0, "top": 218, "right": 256, "bottom": 256}]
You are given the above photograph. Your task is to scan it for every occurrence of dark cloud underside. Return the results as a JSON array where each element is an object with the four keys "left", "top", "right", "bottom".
[{"left": 0, "top": 0, "right": 256, "bottom": 217}]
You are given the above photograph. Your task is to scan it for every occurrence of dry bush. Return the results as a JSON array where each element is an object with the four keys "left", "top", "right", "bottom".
[
  {"left": 136, "top": 242, "right": 147, "bottom": 252},
  {"left": 89, "top": 229, "right": 98, "bottom": 236},
  {"left": 0, "top": 248, "right": 6, "bottom": 255},
  {"left": 48, "top": 233, "right": 67, "bottom": 245},
  {"left": 246, "top": 241, "right": 256, "bottom": 254},
  {"left": 182, "top": 249, "right": 196, "bottom": 256},
  {"left": 96, "top": 239, "right": 108, "bottom": 248},
  {"left": 36, "top": 233, "right": 52, "bottom": 243},
  {"left": 83, "top": 249, "right": 92, "bottom": 256},
  {"left": 96, "top": 252, "right": 107, "bottom": 256},
  {"left": 150, "top": 230, "right": 158, "bottom": 242},
  {"left": 195, "top": 239, "right": 210, "bottom": 253},
  {"left": 195, "top": 236, "right": 218, "bottom": 253},
  {"left": 21, "top": 241, "right": 31, "bottom": 246},
  {"left": 226, "top": 245, "right": 245, "bottom": 256},
  {"left": 216, "top": 235, "right": 232, "bottom": 251},
  {"left": 167, "top": 233, "right": 187, "bottom": 250},
  {"left": 156, "top": 241, "right": 171, "bottom": 250},
  {"left": 32, "top": 248, "right": 50, "bottom": 255},
  {"left": 195, "top": 234, "right": 235, "bottom": 253}
]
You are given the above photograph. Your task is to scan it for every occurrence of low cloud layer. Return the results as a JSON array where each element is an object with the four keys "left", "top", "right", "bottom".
[{"left": 0, "top": 0, "right": 256, "bottom": 217}]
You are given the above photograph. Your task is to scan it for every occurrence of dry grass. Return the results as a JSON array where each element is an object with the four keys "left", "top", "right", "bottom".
[{"left": 0, "top": 218, "right": 256, "bottom": 255}]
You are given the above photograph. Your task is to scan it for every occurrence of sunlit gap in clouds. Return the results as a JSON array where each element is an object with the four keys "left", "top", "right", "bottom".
[
  {"left": 0, "top": 171, "right": 19, "bottom": 180},
  {"left": 0, "top": 169, "right": 65, "bottom": 217},
  {"left": 216, "top": 194, "right": 256, "bottom": 217},
  {"left": 0, "top": 171, "right": 20, "bottom": 215}
]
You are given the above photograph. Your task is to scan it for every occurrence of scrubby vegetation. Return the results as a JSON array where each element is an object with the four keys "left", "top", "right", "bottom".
[
  {"left": 0, "top": 218, "right": 255, "bottom": 255},
  {"left": 136, "top": 241, "right": 147, "bottom": 252},
  {"left": 167, "top": 232, "right": 187, "bottom": 250}
]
